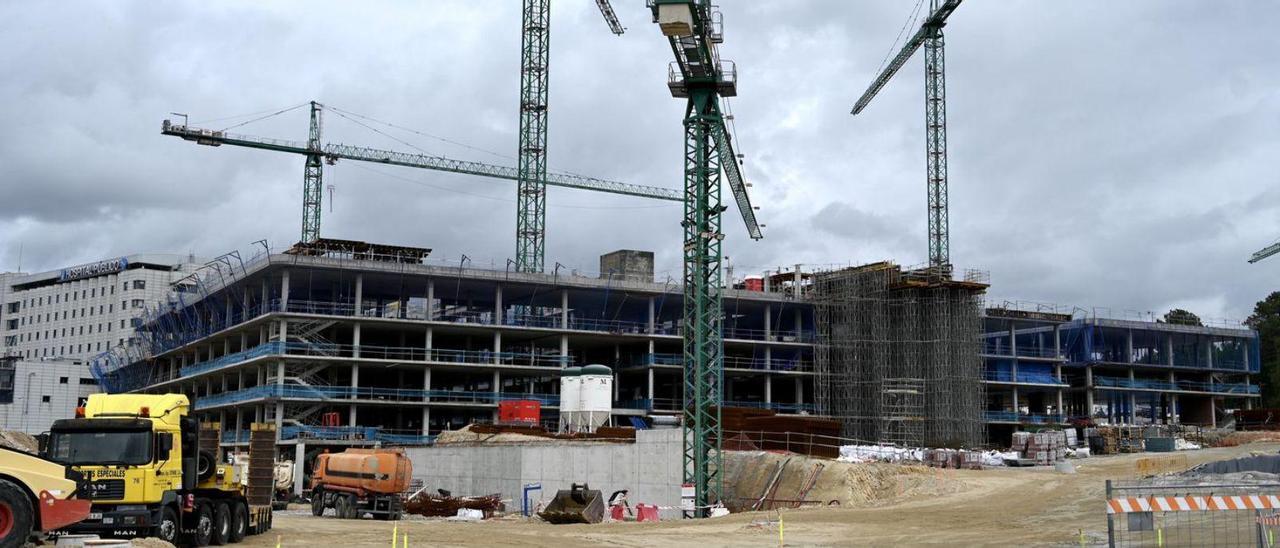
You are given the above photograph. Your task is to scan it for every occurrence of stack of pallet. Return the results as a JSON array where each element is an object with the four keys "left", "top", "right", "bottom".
[
  {"left": 1011, "top": 431, "right": 1066, "bottom": 465},
  {"left": 922, "top": 449, "right": 984, "bottom": 469}
]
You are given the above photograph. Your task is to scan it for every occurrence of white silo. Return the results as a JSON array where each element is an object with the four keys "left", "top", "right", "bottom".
[
  {"left": 578, "top": 364, "right": 614, "bottom": 433},
  {"left": 558, "top": 367, "right": 582, "bottom": 432}
]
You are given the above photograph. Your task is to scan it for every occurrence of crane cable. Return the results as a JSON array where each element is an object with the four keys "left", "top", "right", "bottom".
[
  {"left": 216, "top": 103, "right": 311, "bottom": 132},
  {"left": 873, "top": 0, "right": 928, "bottom": 78}
]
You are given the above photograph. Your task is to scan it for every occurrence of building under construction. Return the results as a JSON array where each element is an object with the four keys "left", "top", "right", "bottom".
[{"left": 811, "top": 262, "right": 988, "bottom": 448}]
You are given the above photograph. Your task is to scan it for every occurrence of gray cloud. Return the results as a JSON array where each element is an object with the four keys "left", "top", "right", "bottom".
[{"left": 0, "top": 0, "right": 1277, "bottom": 323}]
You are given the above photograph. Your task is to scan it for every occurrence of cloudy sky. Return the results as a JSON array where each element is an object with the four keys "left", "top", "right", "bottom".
[{"left": 1, "top": 1, "right": 1277, "bottom": 322}]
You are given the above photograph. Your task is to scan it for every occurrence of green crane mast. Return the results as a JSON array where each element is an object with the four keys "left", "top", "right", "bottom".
[
  {"left": 651, "top": 0, "right": 762, "bottom": 517},
  {"left": 162, "top": 105, "right": 682, "bottom": 242},
  {"left": 515, "top": 0, "right": 626, "bottom": 273},
  {"left": 302, "top": 101, "right": 325, "bottom": 243},
  {"left": 852, "top": 0, "right": 963, "bottom": 271}
]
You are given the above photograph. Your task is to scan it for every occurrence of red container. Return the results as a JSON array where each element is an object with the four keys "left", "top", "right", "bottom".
[
  {"left": 743, "top": 277, "right": 764, "bottom": 291},
  {"left": 499, "top": 400, "right": 541, "bottom": 425}
]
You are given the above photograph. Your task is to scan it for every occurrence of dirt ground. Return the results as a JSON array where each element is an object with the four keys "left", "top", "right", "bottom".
[{"left": 234, "top": 443, "right": 1280, "bottom": 547}]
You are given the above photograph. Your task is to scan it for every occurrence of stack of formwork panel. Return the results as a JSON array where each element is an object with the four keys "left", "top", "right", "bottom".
[{"left": 247, "top": 423, "right": 275, "bottom": 507}]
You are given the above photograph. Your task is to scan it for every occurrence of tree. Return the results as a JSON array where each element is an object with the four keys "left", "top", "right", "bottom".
[
  {"left": 1246, "top": 292, "right": 1280, "bottom": 407},
  {"left": 1160, "top": 308, "right": 1203, "bottom": 326}
]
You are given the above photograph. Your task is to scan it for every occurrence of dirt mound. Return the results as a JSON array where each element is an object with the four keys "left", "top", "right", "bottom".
[
  {"left": 129, "top": 538, "right": 177, "bottom": 548},
  {"left": 0, "top": 430, "right": 38, "bottom": 453},
  {"left": 434, "top": 424, "right": 556, "bottom": 445},
  {"left": 723, "top": 450, "right": 969, "bottom": 511}
]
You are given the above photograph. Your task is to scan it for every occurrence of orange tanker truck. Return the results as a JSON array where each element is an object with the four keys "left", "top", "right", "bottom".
[{"left": 309, "top": 448, "right": 411, "bottom": 520}]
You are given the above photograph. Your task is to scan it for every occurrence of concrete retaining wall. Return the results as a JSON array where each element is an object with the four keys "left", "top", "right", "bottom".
[{"left": 404, "top": 427, "right": 683, "bottom": 518}]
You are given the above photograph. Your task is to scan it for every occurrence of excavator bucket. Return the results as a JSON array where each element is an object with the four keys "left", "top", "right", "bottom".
[{"left": 538, "top": 483, "right": 605, "bottom": 524}]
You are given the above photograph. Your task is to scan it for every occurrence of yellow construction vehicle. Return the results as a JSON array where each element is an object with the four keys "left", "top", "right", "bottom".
[
  {"left": 45, "top": 394, "right": 273, "bottom": 546},
  {"left": 0, "top": 446, "right": 92, "bottom": 548}
]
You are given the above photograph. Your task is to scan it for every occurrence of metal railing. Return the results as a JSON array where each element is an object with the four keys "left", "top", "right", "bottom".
[
  {"left": 193, "top": 384, "right": 560, "bottom": 410},
  {"left": 1094, "top": 376, "right": 1259, "bottom": 395},
  {"left": 619, "top": 353, "right": 813, "bottom": 372},
  {"left": 982, "top": 370, "right": 1067, "bottom": 385},
  {"left": 177, "top": 341, "right": 572, "bottom": 380},
  {"left": 615, "top": 397, "right": 815, "bottom": 414}
]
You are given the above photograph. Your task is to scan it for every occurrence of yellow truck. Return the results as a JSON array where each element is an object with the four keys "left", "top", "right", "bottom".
[
  {"left": 0, "top": 446, "right": 92, "bottom": 548},
  {"left": 45, "top": 393, "right": 273, "bottom": 546}
]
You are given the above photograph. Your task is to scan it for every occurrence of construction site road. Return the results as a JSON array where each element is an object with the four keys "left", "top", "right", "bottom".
[{"left": 236, "top": 442, "right": 1280, "bottom": 547}]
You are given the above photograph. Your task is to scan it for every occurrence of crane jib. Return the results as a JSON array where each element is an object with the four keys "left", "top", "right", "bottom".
[{"left": 160, "top": 122, "right": 683, "bottom": 202}]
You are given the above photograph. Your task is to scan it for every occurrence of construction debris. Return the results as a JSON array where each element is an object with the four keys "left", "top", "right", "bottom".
[{"left": 403, "top": 491, "right": 502, "bottom": 519}]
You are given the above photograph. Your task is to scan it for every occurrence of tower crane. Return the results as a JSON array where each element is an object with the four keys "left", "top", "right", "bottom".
[
  {"left": 851, "top": 0, "right": 963, "bottom": 272},
  {"left": 161, "top": 102, "right": 681, "bottom": 243},
  {"left": 650, "top": 0, "right": 763, "bottom": 517},
  {"left": 1249, "top": 239, "right": 1280, "bottom": 263},
  {"left": 515, "top": 0, "right": 625, "bottom": 273}
]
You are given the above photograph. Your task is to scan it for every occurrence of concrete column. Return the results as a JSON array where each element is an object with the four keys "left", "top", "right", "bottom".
[
  {"left": 240, "top": 332, "right": 248, "bottom": 352},
  {"left": 493, "top": 332, "right": 502, "bottom": 364},
  {"left": 495, "top": 285, "right": 503, "bottom": 325},
  {"left": 647, "top": 297, "right": 655, "bottom": 334},
  {"left": 794, "top": 377, "right": 803, "bottom": 405},
  {"left": 276, "top": 361, "right": 284, "bottom": 386},
  {"left": 764, "top": 346, "right": 772, "bottom": 370},
  {"left": 1170, "top": 394, "right": 1179, "bottom": 424},
  {"left": 559, "top": 335, "right": 569, "bottom": 367},
  {"left": 1056, "top": 389, "right": 1064, "bottom": 421},
  {"left": 1166, "top": 336, "right": 1175, "bottom": 366},
  {"left": 280, "top": 269, "right": 290, "bottom": 310},
  {"left": 1009, "top": 323, "right": 1017, "bottom": 357},
  {"left": 421, "top": 407, "right": 431, "bottom": 436},
  {"left": 1128, "top": 368, "right": 1137, "bottom": 423},
  {"left": 764, "top": 305, "right": 773, "bottom": 341},
  {"left": 278, "top": 319, "right": 288, "bottom": 343},
  {"left": 1012, "top": 387, "right": 1020, "bottom": 417},
  {"left": 1053, "top": 325, "right": 1061, "bottom": 358},
  {"left": 350, "top": 364, "right": 360, "bottom": 426},
  {"left": 275, "top": 399, "right": 285, "bottom": 435},
  {"left": 423, "top": 368, "right": 432, "bottom": 402},
  {"left": 1204, "top": 338, "right": 1213, "bottom": 369},
  {"left": 293, "top": 442, "right": 306, "bottom": 497},
  {"left": 493, "top": 370, "right": 501, "bottom": 397},
  {"left": 560, "top": 290, "right": 569, "bottom": 329},
  {"left": 426, "top": 279, "right": 435, "bottom": 320},
  {"left": 352, "top": 322, "right": 361, "bottom": 358},
  {"left": 764, "top": 375, "right": 773, "bottom": 404},
  {"left": 1011, "top": 359, "right": 1019, "bottom": 384},
  {"left": 354, "top": 273, "right": 363, "bottom": 317},
  {"left": 1085, "top": 366, "right": 1095, "bottom": 418},
  {"left": 1126, "top": 330, "right": 1134, "bottom": 363},
  {"left": 647, "top": 368, "right": 655, "bottom": 402},
  {"left": 1210, "top": 399, "right": 1217, "bottom": 428},
  {"left": 234, "top": 407, "right": 243, "bottom": 442}
]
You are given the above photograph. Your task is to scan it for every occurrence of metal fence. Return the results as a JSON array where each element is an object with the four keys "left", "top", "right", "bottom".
[{"left": 1106, "top": 479, "right": 1280, "bottom": 547}]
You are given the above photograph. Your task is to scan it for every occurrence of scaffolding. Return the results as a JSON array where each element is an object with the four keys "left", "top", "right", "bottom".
[{"left": 811, "top": 262, "right": 986, "bottom": 448}]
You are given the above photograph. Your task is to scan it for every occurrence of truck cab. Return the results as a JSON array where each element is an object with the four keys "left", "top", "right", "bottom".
[{"left": 46, "top": 393, "right": 272, "bottom": 546}]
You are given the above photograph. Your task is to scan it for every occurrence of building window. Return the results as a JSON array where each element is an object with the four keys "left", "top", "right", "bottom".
[
  {"left": 109, "top": 304, "right": 113, "bottom": 313},
  {"left": 131, "top": 299, "right": 143, "bottom": 309},
  {"left": 110, "top": 286, "right": 115, "bottom": 295},
  {"left": 79, "top": 378, "right": 98, "bottom": 386},
  {"left": 41, "top": 395, "right": 51, "bottom": 403},
  {"left": 59, "top": 377, "right": 68, "bottom": 384},
  {"left": 133, "top": 280, "right": 146, "bottom": 290}
]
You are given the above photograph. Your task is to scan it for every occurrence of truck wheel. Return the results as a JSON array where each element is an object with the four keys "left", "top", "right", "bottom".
[
  {"left": 156, "top": 506, "right": 180, "bottom": 545},
  {"left": 228, "top": 502, "right": 248, "bottom": 543},
  {"left": 210, "top": 502, "right": 231, "bottom": 546},
  {"left": 333, "top": 496, "right": 350, "bottom": 519},
  {"left": 185, "top": 502, "right": 213, "bottom": 547},
  {"left": 197, "top": 450, "right": 218, "bottom": 482},
  {"left": 0, "top": 479, "right": 34, "bottom": 548},
  {"left": 310, "top": 490, "right": 325, "bottom": 517}
]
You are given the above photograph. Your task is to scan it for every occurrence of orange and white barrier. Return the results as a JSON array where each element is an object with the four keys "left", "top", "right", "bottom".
[{"left": 1107, "top": 495, "right": 1280, "bottom": 514}]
